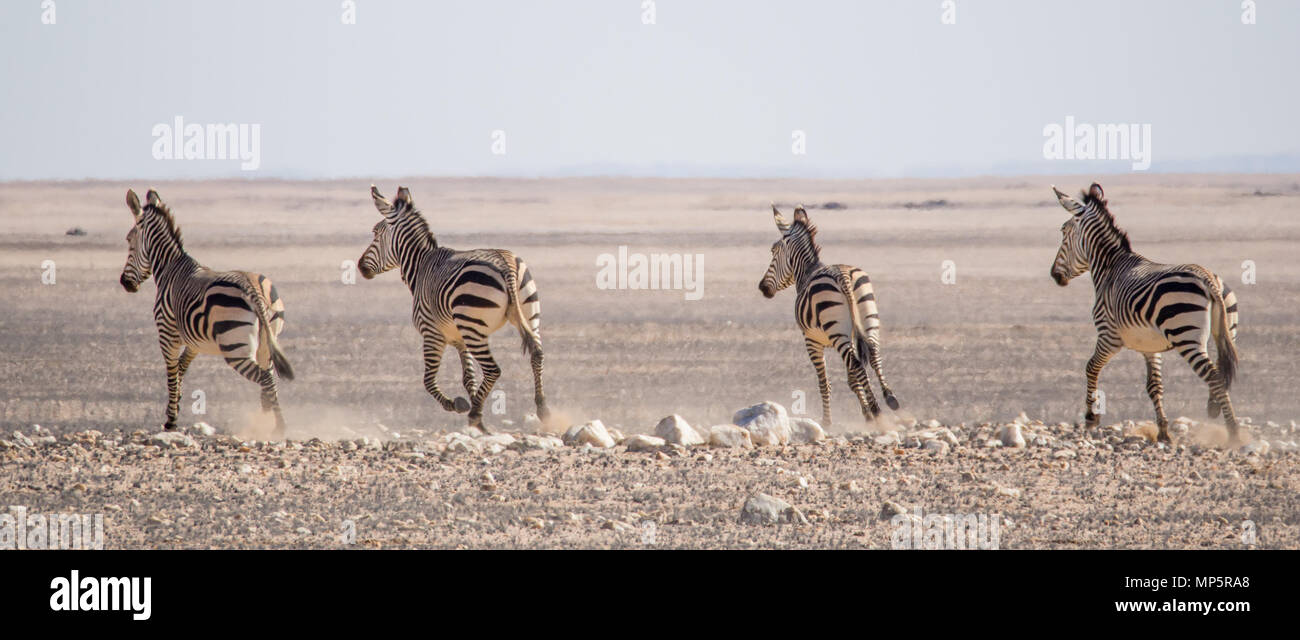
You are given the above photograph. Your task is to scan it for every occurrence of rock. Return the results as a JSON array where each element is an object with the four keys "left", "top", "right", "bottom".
[
  {"left": 477, "top": 433, "right": 516, "bottom": 454},
  {"left": 923, "top": 419, "right": 942, "bottom": 429},
  {"left": 938, "top": 428, "right": 960, "bottom": 447},
  {"left": 607, "top": 428, "right": 626, "bottom": 445},
  {"left": 295, "top": 527, "right": 312, "bottom": 535},
  {"left": 999, "top": 424, "right": 1026, "bottom": 448},
  {"left": 732, "top": 402, "right": 792, "bottom": 446},
  {"left": 789, "top": 418, "right": 826, "bottom": 444},
  {"left": 150, "top": 432, "right": 196, "bottom": 448},
  {"left": 563, "top": 420, "right": 616, "bottom": 448},
  {"left": 11, "top": 432, "right": 34, "bottom": 448},
  {"left": 880, "top": 500, "right": 907, "bottom": 520},
  {"left": 190, "top": 422, "right": 216, "bottom": 436},
  {"left": 1240, "top": 440, "right": 1270, "bottom": 456},
  {"left": 1052, "top": 449, "right": 1077, "bottom": 459},
  {"left": 874, "top": 432, "right": 901, "bottom": 447},
  {"left": 653, "top": 415, "right": 705, "bottom": 446},
  {"left": 922, "top": 439, "right": 949, "bottom": 456},
  {"left": 708, "top": 425, "right": 754, "bottom": 449},
  {"left": 443, "top": 433, "right": 481, "bottom": 455},
  {"left": 739, "top": 493, "right": 808, "bottom": 526},
  {"left": 623, "top": 434, "right": 667, "bottom": 452},
  {"left": 508, "top": 434, "right": 564, "bottom": 452}
]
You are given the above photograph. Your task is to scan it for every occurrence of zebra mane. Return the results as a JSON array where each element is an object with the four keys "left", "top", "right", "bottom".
[
  {"left": 395, "top": 205, "right": 437, "bottom": 248},
  {"left": 1080, "top": 189, "right": 1131, "bottom": 253},
  {"left": 790, "top": 217, "right": 821, "bottom": 257},
  {"left": 143, "top": 201, "right": 184, "bottom": 249}
]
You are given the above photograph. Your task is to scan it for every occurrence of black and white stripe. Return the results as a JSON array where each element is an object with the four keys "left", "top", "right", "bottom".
[
  {"left": 760, "top": 205, "right": 900, "bottom": 427},
  {"left": 120, "top": 189, "right": 294, "bottom": 438},
  {"left": 1050, "top": 183, "right": 1241, "bottom": 443},
  {"left": 359, "top": 186, "right": 547, "bottom": 432}
]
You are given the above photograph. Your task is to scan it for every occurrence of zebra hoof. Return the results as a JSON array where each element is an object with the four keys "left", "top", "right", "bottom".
[
  {"left": 163, "top": 421, "right": 177, "bottom": 431},
  {"left": 453, "top": 397, "right": 471, "bottom": 413},
  {"left": 885, "top": 395, "right": 900, "bottom": 411},
  {"left": 1207, "top": 398, "right": 1221, "bottom": 419},
  {"left": 537, "top": 405, "right": 551, "bottom": 421}
]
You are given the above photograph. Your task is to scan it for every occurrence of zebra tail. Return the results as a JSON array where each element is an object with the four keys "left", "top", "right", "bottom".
[
  {"left": 501, "top": 253, "right": 541, "bottom": 358},
  {"left": 234, "top": 276, "right": 295, "bottom": 382},
  {"left": 1209, "top": 279, "right": 1236, "bottom": 391},
  {"left": 266, "top": 325, "right": 295, "bottom": 382},
  {"left": 838, "top": 270, "right": 870, "bottom": 372}
]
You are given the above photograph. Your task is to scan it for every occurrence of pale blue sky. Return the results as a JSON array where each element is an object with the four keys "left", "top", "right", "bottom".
[{"left": 1, "top": 0, "right": 1296, "bottom": 179}]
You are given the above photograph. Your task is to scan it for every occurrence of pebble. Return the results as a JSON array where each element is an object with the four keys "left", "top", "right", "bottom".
[
  {"left": 739, "top": 493, "right": 808, "bottom": 526},
  {"left": 563, "top": 420, "right": 616, "bottom": 449},
  {"left": 623, "top": 434, "right": 667, "bottom": 452},
  {"left": 653, "top": 415, "right": 705, "bottom": 446}
]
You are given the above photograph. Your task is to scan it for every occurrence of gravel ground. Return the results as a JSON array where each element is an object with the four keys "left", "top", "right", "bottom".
[{"left": 2, "top": 413, "right": 1296, "bottom": 549}]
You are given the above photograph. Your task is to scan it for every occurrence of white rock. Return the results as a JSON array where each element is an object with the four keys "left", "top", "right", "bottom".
[
  {"left": 937, "top": 428, "right": 960, "bottom": 447},
  {"left": 563, "top": 420, "right": 616, "bottom": 448},
  {"left": 443, "top": 433, "right": 481, "bottom": 455},
  {"left": 732, "top": 402, "right": 792, "bottom": 446},
  {"left": 508, "top": 434, "right": 564, "bottom": 452},
  {"left": 478, "top": 433, "right": 516, "bottom": 453},
  {"left": 150, "top": 432, "right": 196, "bottom": 448},
  {"left": 624, "top": 434, "right": 667, "bottom": 452},
  {"left": 607, "top": 428, "right": 626, "bottom": 445},
  {"left": 1240, "top": 439, "right": 1270, "bottom": 456},
  {"left": 190, "top": 422, "right": 216, "bottom": 436},
  {"left": 923, "top": 419, "right": 942, "bottom": 429},
  {"left": 653, "top": 415, "right": 705, "bottom": 446},
  {"left": 789, "top": 418, "right": 825, "bottom": 444},
  {"left": 11, "top": 432, "right": 34, "bottom": 448},
  {"left": 874, "top": 431, "right": 901, "bottom": 447},
  {"left": 708, "top": 425, "right": 754, "bottom": 449},
  {"left": 739, "top": 493, "right": 807, "bottom": 525},
  {"left": 999, "top": 424, "right": 1026, "bottom": 448},
  {"left": 922, "top": 439, "right": 949, "bottom": 456}
]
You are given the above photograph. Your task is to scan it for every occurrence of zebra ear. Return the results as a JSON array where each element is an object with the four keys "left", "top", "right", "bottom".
[
  {"left": 370, "top": 185, "right": 394, "bottom": 216},
  {"left": 1051, "top": 185, "right": 1086, "bottom": 216},
  {"left": 1088, "top": 182, "right": 1105, "bottom": 202},
  {"left": 395, "top": 186, "right": 414, "bottom": 208},
  {"left": 145, "top": 189, "right": 163, "bottom": 209},
  {"left": 125, "top": 189, "right": 142, "bottom": 220},
  {"left": 793, "top": 206, "right": 810, "bottom": 226},
  {"left": 772, "top": 204, "right": 791, "bottom": 232}
]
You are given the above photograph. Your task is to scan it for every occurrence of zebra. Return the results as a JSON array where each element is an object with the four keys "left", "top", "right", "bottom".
[
  {"left": 119, "top": 189, "right": 294, "bottom": 438},
  {"left": 759, "top": 205, "right": 900, "bottom": 427},
  {"left": 1049, "top": 182, "right": 1242, "bottom": 444},
  {"left": 358, "top": 185, "right": 548, "bottom": 433}
]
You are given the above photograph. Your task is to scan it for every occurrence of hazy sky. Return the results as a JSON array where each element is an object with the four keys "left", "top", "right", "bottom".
[{"left": 2, "top": 0, "right": 1297, "bottom": 180}]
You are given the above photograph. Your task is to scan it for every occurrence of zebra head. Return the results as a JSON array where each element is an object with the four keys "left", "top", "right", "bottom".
[
  {"left": 359, "top": 185, "right": 418, "bottom": 279},
  {"left": 1049, "top": 183, "right": 1104, "bottom": 286},
  {"left": 120, "top": 189, "right": 159, "bottom": 292},
  {"left": 760, "top": 204, "right": 816, "bottom": 298}
]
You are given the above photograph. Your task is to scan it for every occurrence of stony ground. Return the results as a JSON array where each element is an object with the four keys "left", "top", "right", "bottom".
[{"left": 3, "top": 411, "right": 1296, "bottom": 549}]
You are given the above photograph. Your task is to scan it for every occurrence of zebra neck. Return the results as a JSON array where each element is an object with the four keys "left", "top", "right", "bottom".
[
  {"left": 790, "top": 250, "right": 822, "bottom": 284},
  {"left": 398, "top": 244, "right": 452, "bottom": 289},
  {"left": 1085, "top": 241, "right": 1140, "bottom": 286},
  {"left": 153, "top": 252, "right": 198, "bottom": 289},
  {"left": 147, "top": 240, "right": 191, "bottom": 279}
]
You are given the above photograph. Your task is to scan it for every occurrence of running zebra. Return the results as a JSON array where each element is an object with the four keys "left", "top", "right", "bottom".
[
  {"left": 359, "top": 186, "right": 548, "bottom": 432},
  {"left": 119, "top": 189, "right": 294, "bottom": 438},
  {"left": 759, "top": 205, "right": 900, "bottom": 427},
  {"left": 1049, "top": 183, "right": 1242, "bottom": 443}
]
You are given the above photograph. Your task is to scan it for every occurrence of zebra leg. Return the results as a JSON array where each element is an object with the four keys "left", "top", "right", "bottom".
[
  {"left": 226, "top": 356, "right": 286, "bottom": 439},
  {"left": 457, "top": 345, "right": 479, "bottom": 407},
  {"left": 836, "top": 339, "right": 881, "bottom": 421},
  {"left": 1143, "top": 353, "right": 1171, "bottom": 443},
  {"left": 805, "top": 339, "right": 832, "bottom": 428},
  {"left": 1175, "top": 346, "right": 1241, "bottom": 444},
  {"left": 421, "top": 332, "right": 463, "bottom": 414},
  {"left": 1084, "top": 337, "right": 1119, "bottom": 428},
  {"left": 465, "top": 339, "right": 502, "bottom": 433},
  {"left": 864, "top": 331, "right": 900, "bottom": 410},
  {"left": 160, "top": 341, "right": 184, "bottom": 431},
  {"left": 529, "top": 343, "right": 549, "bottom": 421}
]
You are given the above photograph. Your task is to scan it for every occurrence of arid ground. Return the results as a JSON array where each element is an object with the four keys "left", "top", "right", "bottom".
[{"left": 1, "top": 175, "right": 1298, "bottom": 548}]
